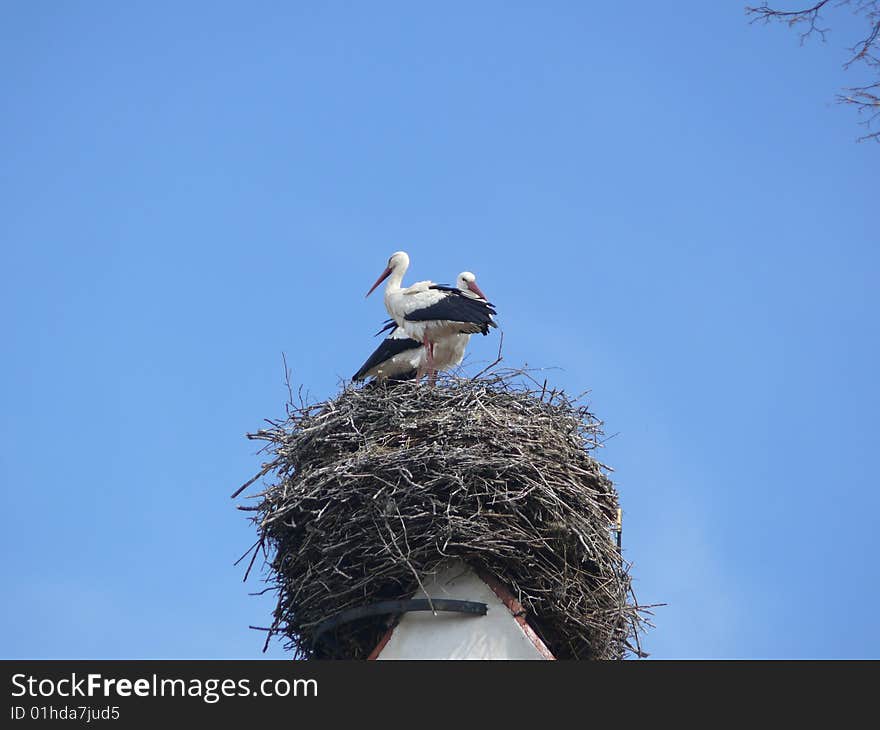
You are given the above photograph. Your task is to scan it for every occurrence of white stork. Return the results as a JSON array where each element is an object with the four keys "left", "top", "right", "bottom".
[
  {"left": 354, "top": 271, "right": 493, "bottom": 382},
  {"left": 351, "top": 326, "right": 422, "bottom": 382},
  {"left": 365, "top": 252, "right": 496, "bottom": 378},
  {"left": 429, "top": 271, "right": 489, "bottom": 374}
]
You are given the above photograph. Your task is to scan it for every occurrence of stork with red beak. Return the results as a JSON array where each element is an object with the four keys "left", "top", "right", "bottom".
[
  {"left": 365, "top": 252, "right": 497, "bottom": 380},
  {"left": 354, "top": 270, "right": 493, "bottom": 382},
  {"left": 429, "top": 271, "right": 490, "bottom": 375}
]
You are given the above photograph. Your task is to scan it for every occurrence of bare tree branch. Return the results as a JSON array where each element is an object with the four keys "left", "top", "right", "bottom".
[
  {"left": 837, "top": 81, "right": 880, "bottom": 140},
  {"left": 746, "top": 1, "right": 880, "bottom": 142},
  {"left": 746, "top": 1, "right": 833, "bottom": 42}
]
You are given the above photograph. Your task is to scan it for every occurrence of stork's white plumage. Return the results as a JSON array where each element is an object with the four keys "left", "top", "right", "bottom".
[
  {"left": 351, "top": 326, "right": 422, "bottom": 382},
  {"left": 354, "top": 270, "right": 493, "bottom": 382},
  {"left": 365, "top": 252, "right": 496, "bottom": 379},
  {"left": 430, "top": 272, "right": 487, "bottom": 374}
]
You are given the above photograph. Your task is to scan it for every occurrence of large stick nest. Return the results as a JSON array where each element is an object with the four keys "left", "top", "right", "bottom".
[{"left": 236, "top": 369, "right": 647, "bottom": 659}]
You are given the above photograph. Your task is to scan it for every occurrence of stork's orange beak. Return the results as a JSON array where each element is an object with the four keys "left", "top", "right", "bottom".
[
  {"left": 467, "top": 281, "right": 488, "bottom": 300},
  {"left": 366, "top": 267, "right": 392, "bottom": 297}
]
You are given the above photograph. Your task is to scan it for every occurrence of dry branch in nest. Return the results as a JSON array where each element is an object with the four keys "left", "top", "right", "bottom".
[{"left": 235, "top": 368, "right": 650, "bottom": 659}]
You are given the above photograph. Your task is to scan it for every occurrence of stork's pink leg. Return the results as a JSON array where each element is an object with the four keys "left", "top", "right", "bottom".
[
  {"left": 428, "top": 341, "right": 437, "bottom": 386},
  {"left": 423, "top": 336, "right": 436, "bottom": 385}
]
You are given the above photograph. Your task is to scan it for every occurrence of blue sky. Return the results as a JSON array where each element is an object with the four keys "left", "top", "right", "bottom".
[{"left": 1, "top": 2, "right": 876, "bottom": 659}]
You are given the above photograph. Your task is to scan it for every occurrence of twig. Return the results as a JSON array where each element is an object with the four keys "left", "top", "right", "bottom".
[
  {"left": 230, "top": 462, "right": 274, "bottom": 499},
  {"left": 472, "top": 331, "right": 505, "bottom": 380}
]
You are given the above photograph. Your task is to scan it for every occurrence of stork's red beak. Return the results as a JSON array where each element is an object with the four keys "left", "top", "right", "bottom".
[
  {"left": 467, "top": 281, "right": 488, "bottom": 300},
  {"left": 366, "top": 266, "right": 392, "bottom": 297}
]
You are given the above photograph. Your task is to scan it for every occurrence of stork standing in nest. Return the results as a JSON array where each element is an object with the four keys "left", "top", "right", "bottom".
[
  {"left": 354, "top": 271, "right": 493, "bottom": 382},
  {"left": 365, "top": 252, "right": 497, "bottom": 381}
]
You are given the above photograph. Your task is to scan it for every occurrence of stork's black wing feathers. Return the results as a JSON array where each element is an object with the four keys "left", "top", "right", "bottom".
[
  {"left": 352, "top": 335, "right": 422, "bottom": 381},
  {"left": 429, "top": 284, "right": 495, "bottom": 308},
  {"left": 404, "top": 291, "right": 497, "bottom": 334},
  {"left": 374, "top": 319, "right": 397, "bottom": 337}
]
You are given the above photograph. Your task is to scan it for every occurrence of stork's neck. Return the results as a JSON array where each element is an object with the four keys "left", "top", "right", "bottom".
[
  {"left": 383, "top": 262, "right": 407, "bottom": 303},
  {"left": 380, "top": 253, "right": 410, "bottom": 324}
]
